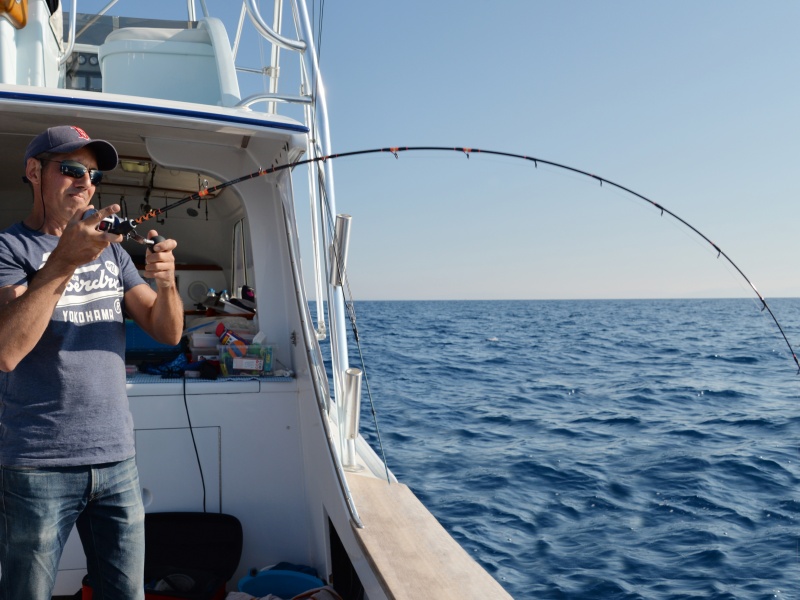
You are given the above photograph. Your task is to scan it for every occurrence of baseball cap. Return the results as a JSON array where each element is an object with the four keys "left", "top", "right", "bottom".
[{"left": 23, "top": 125, "right": 118, "bottom": 171}]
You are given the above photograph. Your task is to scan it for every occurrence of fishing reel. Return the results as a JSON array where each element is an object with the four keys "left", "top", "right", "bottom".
[
  {"left": 82, "top": 209, "right": 164, "bottom": 248},
  {"left": 96, "top": 213, "right": 136, "bottom": 236}
]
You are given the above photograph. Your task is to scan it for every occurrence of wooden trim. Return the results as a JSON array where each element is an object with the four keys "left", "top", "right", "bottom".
[{"left": 346, "top": 473, "right": 513, "bottom": 600}]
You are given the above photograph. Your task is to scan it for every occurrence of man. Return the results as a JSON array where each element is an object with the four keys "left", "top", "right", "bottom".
[{"left": 0, "top": 125, "right": 184, "bottom": 599}]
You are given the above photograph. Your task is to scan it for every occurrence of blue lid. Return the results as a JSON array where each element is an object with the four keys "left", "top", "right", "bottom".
[{"left": 238, "top": 570, "right": 324, "bottom": 597}]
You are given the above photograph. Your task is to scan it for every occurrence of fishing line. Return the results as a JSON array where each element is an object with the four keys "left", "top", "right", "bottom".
[{"left": 131, "top": 146, "right": 800, "bottom": 373}]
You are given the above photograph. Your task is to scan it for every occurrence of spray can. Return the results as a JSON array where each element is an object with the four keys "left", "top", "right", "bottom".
[{"left": 216, "top": 323, "right": 247, "bottom": 357}]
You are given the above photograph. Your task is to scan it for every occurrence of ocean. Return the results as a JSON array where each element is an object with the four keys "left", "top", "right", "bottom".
[{"left": 348, "top": 299, "right": 800, "bottom": 600}]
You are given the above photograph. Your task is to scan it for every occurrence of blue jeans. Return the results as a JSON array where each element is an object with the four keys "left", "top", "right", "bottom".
[{"left": 0, "top": 457, "right": 145, "bottom": 600}]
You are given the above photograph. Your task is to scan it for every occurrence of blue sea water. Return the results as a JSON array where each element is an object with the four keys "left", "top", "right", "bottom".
[{"left": 348, "top": 299, "right": 800, "bottom": 600}]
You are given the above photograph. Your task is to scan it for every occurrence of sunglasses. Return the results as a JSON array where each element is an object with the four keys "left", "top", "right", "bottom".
[{"left": 41, "top": 159, "right": 103, "bottom": 185}]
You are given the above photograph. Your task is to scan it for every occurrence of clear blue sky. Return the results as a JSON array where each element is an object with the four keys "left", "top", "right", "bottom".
[{"left": 85, "top": 1, "right": 800, "bottom": 300}]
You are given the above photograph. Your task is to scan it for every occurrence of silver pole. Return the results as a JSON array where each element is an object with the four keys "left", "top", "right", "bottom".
[
  {"left": 58, "top": 0, "right": 78, "bottom": 66},
  {"left": 329, "top": 214, "right": 352, "bottom": 287},
  {"left": 74, "top": 0, "right": 121, "bottom": 42},
  {"left": 267, "top": 0, "right": 284, "bottom": 115},
  {"left": 245, "top": 0, "right": 306, "bottom": 52},
  {"left": 342, "top": 368, "right": 363, "bottom": 471}
]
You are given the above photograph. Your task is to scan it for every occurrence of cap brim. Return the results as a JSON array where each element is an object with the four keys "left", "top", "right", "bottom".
[{"left": 48, "top": 139, "right": 119, "bottom": 171}]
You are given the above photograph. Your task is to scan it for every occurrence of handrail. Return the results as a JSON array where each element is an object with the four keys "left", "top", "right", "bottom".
[
  {"left": 245, "top": 0, "right": 306, "bottom": 53},
  {"left": 236, "top": 93, "right": 312, "bottom": 109},
  {"left": 58, "top": 0, "right": 77, "bottom": 66}
]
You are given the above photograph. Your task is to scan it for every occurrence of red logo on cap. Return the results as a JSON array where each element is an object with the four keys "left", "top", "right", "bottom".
[{"left": 70, "top": 126, "right": 90, "bottom": 140}]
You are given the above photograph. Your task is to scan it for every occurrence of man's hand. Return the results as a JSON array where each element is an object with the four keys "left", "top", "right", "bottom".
[
  {"left": 125, "top": 231, "right": 183, "bottom": 346},
  {"left": 49, "top": 204, "right": 124, "bottom": 271},
  {"left": 142, "top": 230, "right": 177, "bottom": 290}
]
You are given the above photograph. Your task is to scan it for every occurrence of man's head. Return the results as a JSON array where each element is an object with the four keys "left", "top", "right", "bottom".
[
  {"left": 24, "top": 125, "right": 118, "bottom": 172},
  {"left": 23, "top": 127, "right": 118, "bottom": 230}
]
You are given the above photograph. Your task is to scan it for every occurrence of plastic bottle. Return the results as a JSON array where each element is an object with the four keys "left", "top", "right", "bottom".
[
  {"left": 203, "top": 288, "right": 217, "bottom": 308},
  {"left": 219, "top": 289, "right": 230, "bottom": 303}
]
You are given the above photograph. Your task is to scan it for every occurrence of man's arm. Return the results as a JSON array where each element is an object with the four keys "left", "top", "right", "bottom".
[
  {"left": 0, "top": 266, "right": 73, "bottom": 372},
  {"left": 124, "top": 232, "right": 183, "bottom": 346},
  {"left": 0, "top": 206, "right": 124, "bottom": 372}
]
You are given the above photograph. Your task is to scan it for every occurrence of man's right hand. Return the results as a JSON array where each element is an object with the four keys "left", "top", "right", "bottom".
[{"left": 50, "top": 204, "right": 125, "bottom": 271}]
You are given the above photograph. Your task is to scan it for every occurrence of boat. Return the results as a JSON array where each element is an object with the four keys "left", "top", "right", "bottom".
[{"left": 0, "top": 1, "right": 513, "bottom": 598}]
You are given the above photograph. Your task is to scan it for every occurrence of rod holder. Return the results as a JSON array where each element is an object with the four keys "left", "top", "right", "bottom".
[
  {"left": 329, "top": 214, "right": 352, "bottom": 287},
  {"left": 342, "top": 367, "right": 363, "bottom": 471}
]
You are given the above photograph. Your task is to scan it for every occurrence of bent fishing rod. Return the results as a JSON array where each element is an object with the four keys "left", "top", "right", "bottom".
[{"left": 103, "top": 145, "right": 800, "bottom": 372}]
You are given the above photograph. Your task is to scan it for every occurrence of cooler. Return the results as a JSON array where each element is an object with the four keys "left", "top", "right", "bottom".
[{"left": 82, "top": 512, "right": 243, "bottom": 600}]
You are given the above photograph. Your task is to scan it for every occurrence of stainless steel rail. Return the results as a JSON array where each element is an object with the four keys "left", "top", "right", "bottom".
[
  {"left": 58, "top": 0, "right": 78, "bottom": 66},
  {"left": 237, "top": 92, "right": 313, "bottom": 108},
  {"left": 245, "top": 0, "right": 306, "bottom": 52}
]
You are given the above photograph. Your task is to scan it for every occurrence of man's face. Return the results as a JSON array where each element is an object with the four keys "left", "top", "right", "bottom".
[{"left": 39, "top": 147, "right": 99, "bottom": 219}]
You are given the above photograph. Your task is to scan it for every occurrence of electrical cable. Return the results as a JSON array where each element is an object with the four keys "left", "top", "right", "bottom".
[{"left": 182, "top": 374, "right": 208, "bottom": 513}]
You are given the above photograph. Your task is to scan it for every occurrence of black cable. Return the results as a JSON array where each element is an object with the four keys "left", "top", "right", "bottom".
[
  {"left": 182, "top": 374, "right": 207, "bottom": 512},
  {"left": 33, "top": 159, "right": 47, "bottom": 232}
]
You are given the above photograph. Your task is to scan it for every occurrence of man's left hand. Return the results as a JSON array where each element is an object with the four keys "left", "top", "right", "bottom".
[{"left": 143, "top": 230, "right": 177, "bottom": 290}]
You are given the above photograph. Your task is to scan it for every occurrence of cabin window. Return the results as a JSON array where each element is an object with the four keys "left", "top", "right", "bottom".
[{"left": 65, "top": 52, "right": 102, "bottom": 92}]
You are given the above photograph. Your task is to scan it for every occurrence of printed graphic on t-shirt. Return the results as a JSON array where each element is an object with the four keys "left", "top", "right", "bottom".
[{"left": 39, "top": 252, "right": 124, "bottom": 324}]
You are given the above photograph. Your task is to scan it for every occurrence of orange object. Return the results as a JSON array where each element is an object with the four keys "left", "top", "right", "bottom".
[
  {"left": 0, "top": 0, "right": 27, "bottom": 29},
  {"left": 216, "top": 323, "right": 247, "bottom": 357}
]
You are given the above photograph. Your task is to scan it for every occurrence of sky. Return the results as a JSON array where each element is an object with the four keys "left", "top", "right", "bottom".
[{"left": 81, "top": 1, "right": 800, "bottom": 301}]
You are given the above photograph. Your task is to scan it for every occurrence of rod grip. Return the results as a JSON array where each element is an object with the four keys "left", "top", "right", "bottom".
[{"left": 147, "top": 235, "right": 166, "bottom": 252}]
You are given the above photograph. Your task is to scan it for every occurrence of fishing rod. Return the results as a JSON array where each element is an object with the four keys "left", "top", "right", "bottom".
[{"left": 107, "top": 145, "right": 800, "bottom": 372}]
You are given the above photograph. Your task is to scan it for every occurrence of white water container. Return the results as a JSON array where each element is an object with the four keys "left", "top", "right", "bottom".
[{"left": 98, "top": 18, "right": 240, "bottom": 106}]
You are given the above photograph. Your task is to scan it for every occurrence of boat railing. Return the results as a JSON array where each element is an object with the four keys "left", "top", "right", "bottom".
[{"left": 242, "top": 0, "right": 305, "bottom": 53}]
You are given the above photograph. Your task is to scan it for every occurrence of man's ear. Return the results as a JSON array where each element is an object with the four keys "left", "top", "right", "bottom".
[{"left": 25, "top": 157, "right": 42, "bottom": 185}]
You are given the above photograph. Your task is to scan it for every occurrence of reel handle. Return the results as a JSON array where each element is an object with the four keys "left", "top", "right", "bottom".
[{"left": 147, "top": 235, "right": 166, "bottom": 252}]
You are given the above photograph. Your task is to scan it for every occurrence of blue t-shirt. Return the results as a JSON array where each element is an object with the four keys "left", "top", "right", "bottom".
[{"left": 0, "top": 222, "right": 146, "bottom": 466}]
